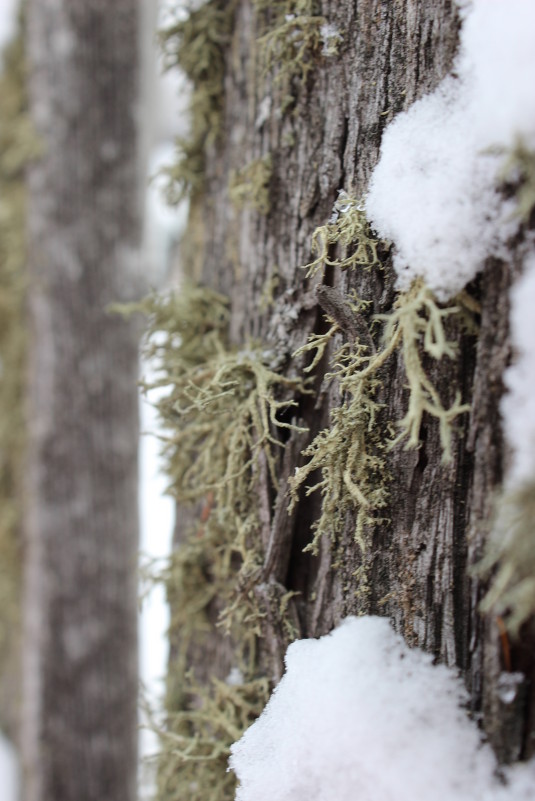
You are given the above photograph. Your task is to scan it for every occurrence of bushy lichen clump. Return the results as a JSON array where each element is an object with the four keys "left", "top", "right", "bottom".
[
  {"left": 379, "top": 280, "right": 470, "bottom": 460},
  {"left": 141, "top": 287, "right": 306, "bottom": 512},
  {"left": 253, "top": 1, "right": 341, "bottom": 110},
  {"left": 290, "top": 295, "right": 388, "bottom": 555},
  {"left": 159, "top": 1, "right": 234, "bottom": 201},
  {"left": 155, "top": 674, "right": 269, "bottom": 801},
  {"left": 303, "top": 192, "right": 384, "bottom": 277},
  {"left": 480, "top": 484, "right": 535, "bottom": 637},
  {"left": 290, "top": 193, "right": 470, "bottom": 561},
  {"left": 137, "top": 284, "right": 307, "bottom": 800},
  {"left": 0, "top": 24, "right": 38, "bottom": 715},
  {"left": 135, "top": 284, "right": 307, "bottom": 643},
  {"left": 229, "top": 155, "right": 272, "bottom": 215}
]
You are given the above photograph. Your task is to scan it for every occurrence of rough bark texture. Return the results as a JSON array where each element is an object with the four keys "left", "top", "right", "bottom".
[
  {"left": 175, "top": 0, "right": 534, "bottom": 767},
  {"left": 22, "top": 2, "right": 142, "bottom": 799}
]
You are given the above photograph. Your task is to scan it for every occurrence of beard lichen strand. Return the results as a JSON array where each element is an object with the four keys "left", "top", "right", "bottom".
[
  {"left": 158, "top": 0, "right": 235, "bottom": 203},
  {"left": 253, "top": 0, "right": 341, "bottom": 114},
  {"left": 303, "top": 191, "right": 385, "bottom": 277},
  {"left": 137, "top": 283, "right": 309, "bottom": 593},
  {"left": 289, "top": 333, "right": 388, "bottom": 555},
  {"left": 290, "top": 193, "right": 473, "bottom": 565},
  {"left": 378, "top": 279, "right": 470, "bottom": 462},
  {"left": 154, "top": 673, "right": 269, "bottom": 801},
  {"left": 136, "top": 283, "right": 309, "bottom": 801}
]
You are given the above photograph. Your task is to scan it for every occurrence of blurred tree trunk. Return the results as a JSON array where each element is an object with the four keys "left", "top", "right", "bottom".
[
  {"left": 170, "top": 0, "right": 535, "bottom": 773},
  {"left": 22, "top": 1, "right": 142, "bottom": 799}
]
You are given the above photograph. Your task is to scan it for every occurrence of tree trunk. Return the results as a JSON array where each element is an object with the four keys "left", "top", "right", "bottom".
[
  {"left": 159, "top": 1, "right": 535, "bottom": 796},
  {"left": 22, "top": 2, "right": 142, "bottom": 799}
]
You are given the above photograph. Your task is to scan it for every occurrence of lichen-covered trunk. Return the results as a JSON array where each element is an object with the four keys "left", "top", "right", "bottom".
[
  {"left": 22, "top": 1, "right": 142, "bottom": 799},
  {"left": 161, "top": 0, "right": 534, "bottom": 792}
]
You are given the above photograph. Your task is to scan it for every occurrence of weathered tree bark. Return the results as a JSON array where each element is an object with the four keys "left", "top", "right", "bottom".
[
  {"left": 22, "top": 2, "right": 142, "bottom": 799},
  {"left": 171, "top": 0, "right": 535, "bottom": 768}
]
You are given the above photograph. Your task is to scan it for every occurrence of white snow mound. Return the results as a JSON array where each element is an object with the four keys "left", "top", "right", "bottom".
[{"left": 230, "top": 616, "right": 535, "bottom": 801}]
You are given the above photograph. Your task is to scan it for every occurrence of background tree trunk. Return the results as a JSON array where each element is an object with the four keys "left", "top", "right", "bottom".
[
  {"left": 168, "top": 0, "right": 535, "bottom": 773},
  {"left": 22, "top": 1, "right": 142, "bottom": 799}
]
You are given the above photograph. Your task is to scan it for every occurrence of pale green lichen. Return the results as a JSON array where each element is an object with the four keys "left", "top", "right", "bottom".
[
  {"left": 291, "top": 322, "right": 388, "bottom": 554},
  {"left": 500, "top": 139, "right": 535, "bottom": 224},
  {"left": 129, "top": 283, "right": 307, "bottom": 606},
  {"left": 378, "top": 279, "right": 470, "bottom": 461},
  {"left": 141, "top": 292, "right": 307, "bottom": 508},
  {"left": 290, "top": 193, "right": 470, "bottom": 563},
  {"left": 155, "top": 675, "right": 269, "bottom": 801},
  {"left": 257, "top": 9, "right": 324, "bottom": 86},
  {"left": 135, "top": 283, "right": 308, "bottom": 800},
  {"left": 159, "top": 1, "right": 235, "bottom": 202},
  {"left": 229, "top": 155, "right": 272, "bottom": 215},
  {"left": 479, "top": 483, "right": 535, "bottom": 637},
  {"left": 254, "top": 1, "right": 339, "bottom": 111},
  {"left": 289, "top": 206, "right": 389, "bottom": 555},
  {"left": 303, "top": 191, "right": 385, "bottom": 277}
]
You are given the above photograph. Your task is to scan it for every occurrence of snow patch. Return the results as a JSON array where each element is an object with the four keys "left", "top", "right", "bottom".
[
  {"left": 0, "top": 732, "right": 19, "bottom": 801},
  {"left": 226, "top": 667, "right": 245, "bottom": 687},
  {"left": 366, "top": 0, "right": 535, "bottom": 300},
  {"left": 501, "top": 254, "right": 535, "bottom": 486},
  {"left": 230, "top": 617, "right": 535, "bottom": 801},
  {"left": 320, "top": 23, "right": 342, "bottom": 57}
]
